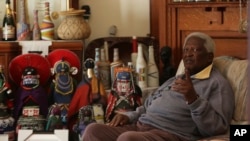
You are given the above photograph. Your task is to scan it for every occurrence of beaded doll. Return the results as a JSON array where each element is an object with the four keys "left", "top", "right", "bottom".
[
  {"left": 47, "top": 49, "right": 80, "bottom": 129},
  {"left": 105, "top": 66, "right": 142, "bottom": 122},
  {"left": 0, "top": 65, "right": 15, "bottom": 141},
  {"left": 68, "top": 58, "right": 107, "bottom": 133},
  {"left": 9, "top": 54, "right": 51, "bottom": 132}
]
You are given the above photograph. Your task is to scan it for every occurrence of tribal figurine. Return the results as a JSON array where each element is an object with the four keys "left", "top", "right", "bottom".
[
  {"left": 0, "top": 65, "right": 15, "bottom": 141},
  {"left": 105, "top": 66, "right": 142, "bottom": 122},
  {"left": 9, "top": 54, "right": 51, "bottom": 131},
  {"left": 68, "top": 58, "right": 107, "bottom": 131},
  {"left": 72, "top": 105, "right": 96, "bottom": 139},
  {"left": 0, "top": 65, "right": 13, "bottom": 116},
  {"left": 45, "top": 104, "right": 63, "bottom": 131},
  {"left": 47, "top": 49, "right": 80, "bottom": 128},
  {"left": 160, "top": 46, "right": 176, "bottom": 85}
]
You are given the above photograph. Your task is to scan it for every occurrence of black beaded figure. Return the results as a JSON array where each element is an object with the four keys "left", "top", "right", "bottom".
[{"left": 160, "top": 46, "right": 176, "bottom": 85}]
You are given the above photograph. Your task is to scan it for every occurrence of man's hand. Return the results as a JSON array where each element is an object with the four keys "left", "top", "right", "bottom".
[
  {"left": 107, "top": 114, "right": 129, "bottom": 127},
  {"left": 171, "top": 69, "right": 198, "bottom": 104}
]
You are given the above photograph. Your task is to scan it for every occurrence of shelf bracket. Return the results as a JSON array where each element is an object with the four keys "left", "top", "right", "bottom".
[{"left": 217, "top": 7, "right": 226, "bottom": 24}]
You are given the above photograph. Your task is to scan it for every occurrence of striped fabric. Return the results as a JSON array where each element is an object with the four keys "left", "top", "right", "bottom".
[{"left": 213, "top": 56, "right": 248, "bottom": 125}]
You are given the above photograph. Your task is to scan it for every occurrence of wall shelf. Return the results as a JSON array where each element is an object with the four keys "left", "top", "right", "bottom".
[
  {"left": 169, "top": 2, "right": 243, "bottom": 8},
  {"left": 150, "top": 0, "right": 247, "bottom": 70}
]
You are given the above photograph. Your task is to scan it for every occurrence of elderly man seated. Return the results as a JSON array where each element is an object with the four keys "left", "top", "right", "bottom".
[{"left": 82, "top": 32, "right": 235, "bottom": 141}]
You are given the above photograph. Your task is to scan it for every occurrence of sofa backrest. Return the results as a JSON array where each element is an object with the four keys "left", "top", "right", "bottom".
[{"left": 213, "top": 56, "right": 248, "bottom": 125}]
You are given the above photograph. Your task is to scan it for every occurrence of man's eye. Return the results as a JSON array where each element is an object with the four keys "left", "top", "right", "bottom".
[{"left": 183, "top": 48, "right": 199, "bottom": 53}]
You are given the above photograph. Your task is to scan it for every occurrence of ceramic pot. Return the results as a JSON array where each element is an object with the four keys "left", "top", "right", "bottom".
[{"left": 57, "top": 9, "right": 91, "bottom": 40}]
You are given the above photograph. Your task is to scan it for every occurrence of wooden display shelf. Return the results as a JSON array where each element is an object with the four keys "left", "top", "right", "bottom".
[
  {"left": 169, "top": 2, "right": 243, "bottom": 7},
  {"left": 150, "top": 0, "right": 247, "bottom": 70}
]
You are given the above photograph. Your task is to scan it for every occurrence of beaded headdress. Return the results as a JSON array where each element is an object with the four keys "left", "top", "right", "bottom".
[
  {"left": 47, "top": 49, "right": 81, "bottom": 75},
  {"left": 9, "top": 53, "right": 51, "bottom": 86}
]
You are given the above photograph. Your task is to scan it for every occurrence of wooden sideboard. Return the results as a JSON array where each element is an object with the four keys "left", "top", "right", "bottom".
[
  {"left": 150, "top": 1, "right": 248, "bottom": 70},
  {"left": 0, "top": 40, "right": 84, "bottom": 88}
]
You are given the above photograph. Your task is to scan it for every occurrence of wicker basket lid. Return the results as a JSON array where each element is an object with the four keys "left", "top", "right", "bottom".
[{"left": 59, "top": 8, "right": 85, "bottom": 16}]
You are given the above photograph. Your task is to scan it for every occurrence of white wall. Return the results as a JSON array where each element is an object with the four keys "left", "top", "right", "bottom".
[
  {"left": 79, "top": 0, "right": 150, "bottom": 44},
  {"left": 15, "top": 0, "right": 70, "bottom": 40},
  {"left": 6, "top": 0, "right": 149, "bottom": 45}
]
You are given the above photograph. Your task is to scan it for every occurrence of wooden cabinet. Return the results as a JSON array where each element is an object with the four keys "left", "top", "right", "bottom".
[
  {"left": 150, "top": 1, "right": 247, "bottom": 69},
  {"left": 0, "top": 40, "right": 84, "bottom": 87}
]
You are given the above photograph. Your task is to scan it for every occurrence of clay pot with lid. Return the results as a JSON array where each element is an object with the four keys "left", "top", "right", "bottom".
[{"left": 57, "top": 8, "right": 91, "bottom": 40}]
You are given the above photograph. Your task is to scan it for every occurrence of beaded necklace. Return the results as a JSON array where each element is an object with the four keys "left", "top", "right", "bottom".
[{"left": 55, "top": 74, "right": 73, "bottom": 95}]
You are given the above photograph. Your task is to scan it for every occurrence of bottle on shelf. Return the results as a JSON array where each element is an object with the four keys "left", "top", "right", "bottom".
[
  {"left": 32, "top": 10, "right": 41, "bottom": 40},
  {"left": 99, "top": 48, "right": 111, "bottom": 90},
  {"left": 16, "top": 0, "right": 31, "bottom": 40},
  {"left": 104, "top": 41, "right": 109, "bottom": 62},
  {"left": 40, "top": 2, "right": 55, "bottom": 40},
  {"left": 127, "top": 62, "right": 137, "bottom": 85},
  {"left": 136, "top": 44, "right": 147, "bottom": 89},
  {"left": 2, "top": 0, "right": 16, "bottom": 41},
  {"left": 131, "top": 36, "right": 138, "bottom": 69},
  {"left": 110, "top": 48, "right": 123, "bottom": 86},
  {"left": 147, "top": 45, "right": 159, "bottom": 87},
  {"left": 94, "top": 48, "right": 101, "bottom": 79}
]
